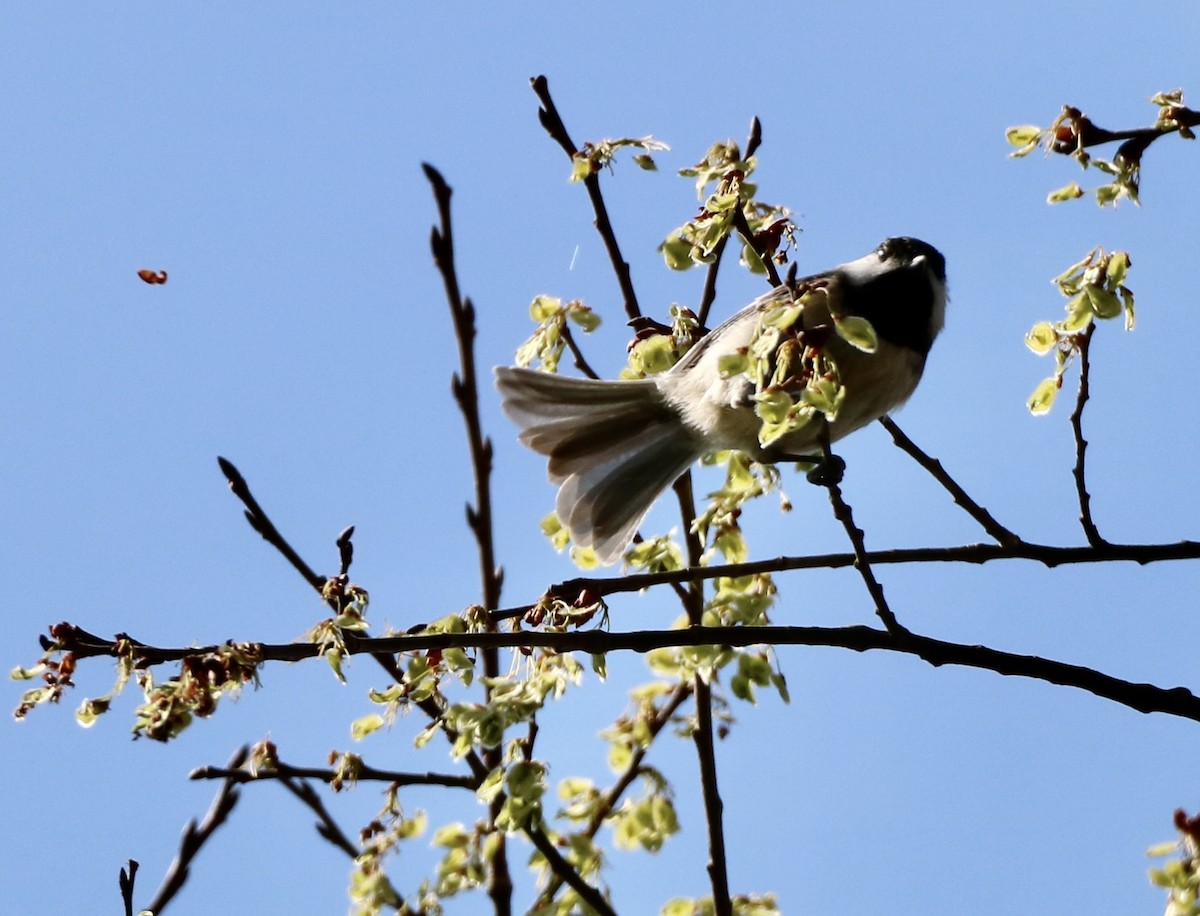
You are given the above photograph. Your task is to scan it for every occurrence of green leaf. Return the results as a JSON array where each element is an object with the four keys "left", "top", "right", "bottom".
[
  {"left": 1005, "top": 125, "right": 1042, "bottom": 148},
  {"left": 1105, "top": 251, "right": 1130, "bottom": 287},
  {"left": 570, "top": 155, "right": 594, "bottom": 183},
  {"left": 834, "top": 315, "right": 878, "bottom": 352},
  {"left": 1046, "top": 181, "right": 1084, "bottom": 203},
  {"left": 1025, "top": 321, "right": 1058, "bottom": 354},
  {"left": 1028, "top": 376, "right": 1060, "bottom": 415},
  {"left": 1146, "top": 841, "right": 1181, "bottom": 858},
  {"left": 1086, "top": 285, "right": 1122, "bottom": 320},
  {"left": 529, "top": 295, "right": 562, "bottom": 322},
  {"left": 326, "top": 648, "right": 346, "bottom": 683},
  {"left": 350, "top": 713, "right": 385, "bottom": 741},
  {"left": 1121, "top": 287, "right": 1136, "bottom": 331},
  {"left": 566, "top": 304, "right": 601, "bottom": 332},
  {"left": 1062, "top": 292, "right": 1094, "bottom": 332},
  {"left": 752, "top": 387, "right": 792, "bottom": 424}
]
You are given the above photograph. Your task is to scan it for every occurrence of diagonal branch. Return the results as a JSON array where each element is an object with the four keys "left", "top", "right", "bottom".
[
  {"left": 524, "top": 824, "right": 616, "bottom": 916},
  {"left": 879, "top": 417, "right": 1022, "bottom": 547},
  {"left": 534, "top": 683, "right": 692, "bottom": 908},
  {"left": 819, "top": 430, "right": 908, "bottom": 637},
  {"left": 530, "top": 75, "right": 641, "bottom": 321},
  {"left": 143, "top": 745, "right": 247, "bottom": 915},
  {"left": 218, "top": 457, "right": 326, "bottom": 592},
  {"left": 276, "top": 776, "right": 361, "bottom": 859}
]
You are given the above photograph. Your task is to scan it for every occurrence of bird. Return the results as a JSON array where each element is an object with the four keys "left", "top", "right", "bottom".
[{"left": 496, "top": 236, "right": 947, "bottom": 565}]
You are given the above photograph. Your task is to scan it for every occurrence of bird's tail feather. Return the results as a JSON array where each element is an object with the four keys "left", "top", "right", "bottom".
[{"left": 495, "top": 366, "right": 701, "bottom": 563}]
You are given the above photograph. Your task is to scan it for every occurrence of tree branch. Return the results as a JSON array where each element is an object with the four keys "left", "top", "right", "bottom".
[
  {"left": 217, "top": 457, "right": 326, "bottom": 593},
  {"left": 51, "top": 623, "right": 1200, "bottom": 724},
  {"left": 1070, "top": 324, "right": 1107, "bottom": 547},
  {"left": 190, "top": 761, "right": 478, "bottom": 791},
  {"left": 423, "top": 161, "right": 513, "bottom": 915},
  {"left": 143, "top": 745, "right": 247, "bottom": 915},
  {"left": 276, "top": 776, "right": 361, "bottom": 859},
  {"left": 672, "top": 475, "right": 731, "bottom": 915},
  {"left": 879, "top": 416, "right": 1021, "bottom": 547},
  {"left": 530, "top": 75, "right": 641, "bottom": 321},
  {"left": 524, "top": 823, "right": 616, "bottom": 916},
  {"left": 819, "top": 431, "right": 908, "bottom": 637},
  {"left": 535, "top": 684, "right": 692, "bottom": 908}
]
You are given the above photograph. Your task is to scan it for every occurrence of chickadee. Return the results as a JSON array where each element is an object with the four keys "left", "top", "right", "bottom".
[{"left": 496, "top": 237, "right": 947, "bottom": 564}]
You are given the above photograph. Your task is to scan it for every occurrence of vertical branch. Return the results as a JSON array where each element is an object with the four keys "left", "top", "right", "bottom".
[
  {"left": 423, "top": 163, "right": 505, "bottom": 613},
  {"left": 1071, "top": 324, "right": 1107, "bottom": 547},
  {"left": 673, "top": 474, "right": 732, "bottom": 916},
  {"left": 423, "top": 163, "right": 513, "bottom": 915},
  {"left": 530, "top": 75, "right": 641, "bottom": 321}
]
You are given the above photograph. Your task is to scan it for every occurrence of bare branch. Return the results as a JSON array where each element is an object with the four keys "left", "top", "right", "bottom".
[
  {"left": 144, "top": 746, "right": 247, "bottom": 915},
  {"left": 217, "top": 456, "right": 326, "bottom": 593},
  {"left": 277, "top": 777, "right": 360, "bottom": 859},
  {"left": 730, "top": 205, "right": 782, "bottom": 288},
  {"left": 560, "top": 322, "right": 602, "bottom": 380},
  {"left": 423, "top": 162, "right": 514, "bottom": 914},
  {"left": 423, "top": 163, "right": 505, "bottom": 613},
  {"left": 880, "top": 417, "right": 1022, "bottom": 547},
  {"left": 1049, "top": 102, "right": 1200, "bottom": 164},
  {"left": 817, "top": 433, "right": 908, "bottom": 637},
  {"left": 119, "top": 860, "right": 138, "bottom": 916}
]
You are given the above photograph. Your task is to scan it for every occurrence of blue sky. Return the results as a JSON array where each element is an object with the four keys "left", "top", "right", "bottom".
[{"left": 4, "top": 3, "right": 1200, "bottom": 914}]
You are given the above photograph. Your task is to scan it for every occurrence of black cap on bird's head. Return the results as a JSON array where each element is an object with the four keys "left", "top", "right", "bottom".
[{"left": 836, "top": 236, "right": 947, "bottom": 355}]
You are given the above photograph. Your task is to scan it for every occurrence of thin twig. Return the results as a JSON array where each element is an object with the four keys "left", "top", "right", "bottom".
[
  {"left": 190, "top": 762, "right": 478, "bottom": 791},
  {"left": 534, "top": 682, "right": 692, "bottom": 907},
  {"left": 217, "top": 457, "right": 326, "bottom": 592},
  {"left": 730, "top": 206, "right": 782, "bottom": 288},
  {"left": 119, "top": 860, "right": 138, "bottom": 916},
  {"left": 276, "top": 776, "right": 360, "bottom": 858},
  {"left": 215, "top": 456, "right": 493, "bottom": 786},
  {"left": 694, "top": 674, "right": 731, "bottom": 915},
  {"left": 530, "top": 75, "right": 641, "bottom": 321},
  {"left": 423, "top": 163, "right": 505, "bottom": 613},
  {"left": 695, "top": 237, "right": 727, "bottom": 330},
  {"left": 524, "top": 824, "right": 616, "bottom": 916},
  {"left": 1050, "top": 102, "right": 1200, "bottom": 164},
  {"left": 819, "top": 430, "right": 909, "bottom": 637},
  {"left": 143, "top": 746, "right": 247, "bottom": 915},
  {"left": 1070, "top": 324, "right": 1107, "bottom": 547},
  {"left": 560, "top": 323, "right": 601, "bottom": 380},
  {"left": 879, "top": 416, "right": 1021, "bottom": 547}
]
